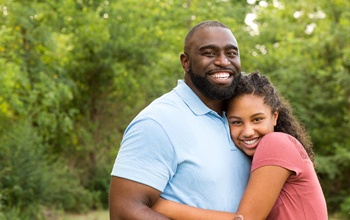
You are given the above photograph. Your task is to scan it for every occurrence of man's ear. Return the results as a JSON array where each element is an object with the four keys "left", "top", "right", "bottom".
[{"left": 180, "top": 53, "right": 190, "bottom": 72}]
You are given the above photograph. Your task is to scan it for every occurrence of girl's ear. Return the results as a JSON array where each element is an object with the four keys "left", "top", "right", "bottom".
[{"left": 273, "top": 111, "right": 279, "bottom": 126}]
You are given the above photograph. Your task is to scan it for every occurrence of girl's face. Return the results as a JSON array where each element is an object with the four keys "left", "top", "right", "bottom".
[{"left": 227, "top": 94, "right": 278, "bottom": 156}]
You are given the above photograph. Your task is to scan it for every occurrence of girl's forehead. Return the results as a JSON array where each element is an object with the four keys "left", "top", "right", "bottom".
[
  {"left": 230, "top": 94, "right": 270, "bottom": 109},
  {"left": 235, "top": 94, "right": 263, "bottom": 102}
]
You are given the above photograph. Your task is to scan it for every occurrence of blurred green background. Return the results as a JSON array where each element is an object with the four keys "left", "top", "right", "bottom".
[{"left": 0, "top": 0, "right": 349, "bottom": 219}]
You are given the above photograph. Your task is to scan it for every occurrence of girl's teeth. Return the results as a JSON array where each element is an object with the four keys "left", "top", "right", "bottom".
[{"left": 244, "top": 138, "right": 258, "bottom": 145}]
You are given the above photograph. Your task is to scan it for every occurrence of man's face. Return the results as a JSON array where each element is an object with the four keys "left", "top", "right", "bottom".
[
  {"left": 183, "top": 26, "right": 241, "bottom": 100},
  {"left": 188, "top": 64, "right": 241, "bottom": 100}
]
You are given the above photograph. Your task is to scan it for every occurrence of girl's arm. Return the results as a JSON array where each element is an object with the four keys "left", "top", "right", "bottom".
[
  {"left": 236, "top": 165, "right": 292, "bottom": 219},
  {"left": 152, "top": 197, "right": 236, "bottom": 220},
  {"left": 152, "top": 165, "right": 292, "bottom": 220}
]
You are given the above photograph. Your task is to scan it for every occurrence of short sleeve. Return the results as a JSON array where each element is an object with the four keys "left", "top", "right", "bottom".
[
  {"left": 111, "top": 118, "right": 177, "bottom": 192},
  {"left": 251, "top": 132, "right": 305, "bottom": 175}
]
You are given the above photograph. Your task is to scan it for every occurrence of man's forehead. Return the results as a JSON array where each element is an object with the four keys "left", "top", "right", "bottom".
[
  {"left": 189, "top": 27, "right": 238, "bottom": 47},
  {"left": 194, "top": 26, "right": 228, "bottom": 36}
]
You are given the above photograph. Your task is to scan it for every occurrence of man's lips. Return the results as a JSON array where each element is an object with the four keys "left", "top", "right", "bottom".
[
  {"left": 211, "top": 72, "right": 231, "bottom": 79},
  {"left": 209, "top": 72, "right": 233, "bottom": 84},
  {"left": 208, "top": 69, "right": 235, "bottom": 84},
  {"left": 208, "top": 68, "right": 235, "bottom": 75}
]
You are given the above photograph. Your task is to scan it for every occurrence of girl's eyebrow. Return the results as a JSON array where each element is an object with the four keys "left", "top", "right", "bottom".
[
  {"left": 228, "top": 115, "right": 241, "bottom": 120},
  {"left": 251, "top": 112, "right": 265, "bottom": 117},
  {"left": 228, "top": 112, "right": 265, "bottom": 120}
]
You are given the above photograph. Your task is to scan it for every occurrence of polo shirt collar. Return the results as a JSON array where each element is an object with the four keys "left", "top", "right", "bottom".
[{"left": 174, "top": 80, "right": 223, "bottom": 117}]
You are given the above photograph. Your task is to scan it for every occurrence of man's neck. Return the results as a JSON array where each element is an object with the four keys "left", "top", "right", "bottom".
[{"left": 184, "top": 79, "right": 224, "bottom": 116}]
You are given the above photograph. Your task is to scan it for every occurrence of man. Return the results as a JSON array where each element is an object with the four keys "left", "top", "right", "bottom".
[{"left": 109, "top": 20, "right": 251, "bottom": 220}]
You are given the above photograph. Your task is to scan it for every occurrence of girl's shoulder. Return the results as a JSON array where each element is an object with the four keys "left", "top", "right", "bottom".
[{"left": 259, "top": 132, "right": 303, "bottom": 152}]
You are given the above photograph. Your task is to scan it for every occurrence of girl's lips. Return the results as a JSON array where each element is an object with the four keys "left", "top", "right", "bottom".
[{"left": 242, "top": 137, "right": 260, "bottom": 149}]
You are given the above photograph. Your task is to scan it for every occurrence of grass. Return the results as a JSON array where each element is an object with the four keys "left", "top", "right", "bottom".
[
  {"left": 63, "top": 210, "right": 109, "bottom": 220},
  {"left": 45, "top": 210, "right": 109, "bottom": 220}
]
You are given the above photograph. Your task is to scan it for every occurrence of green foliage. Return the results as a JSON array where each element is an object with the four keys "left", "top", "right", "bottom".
[
  {"left": 0, "top": 208, "right": 21, "bottom": 220},
  {"left": 340, "top": 196, "right": 350, "bottom": 217},
  {"left": 43, "top": 162, "right": 94, "bottom": 213},
  {"left": 0, "top": 120, "right": 48, "bottom": 216},
  {"left": 0, "top": 119, "right": 94, "bottom": 218},
  {"left": 0, "top": 0, "right": 349, "bottom": 217}
]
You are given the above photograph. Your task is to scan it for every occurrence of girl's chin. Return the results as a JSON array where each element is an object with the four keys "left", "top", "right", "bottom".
[
  {"left": 243, "top": 149, "right": 256, "bottom": 157},
  {"left": 237, "top": 144, "right": 256, "bottom": 156}
]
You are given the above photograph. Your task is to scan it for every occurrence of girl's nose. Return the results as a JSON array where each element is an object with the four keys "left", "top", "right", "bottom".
[{"left": 242, "top": 125, "right": 254, "bottom": 137}]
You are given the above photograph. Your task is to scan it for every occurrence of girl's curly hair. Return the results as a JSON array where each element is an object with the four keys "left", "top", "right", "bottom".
[{"left": 229, "top": 71, "right": 315, "bottom": 164}]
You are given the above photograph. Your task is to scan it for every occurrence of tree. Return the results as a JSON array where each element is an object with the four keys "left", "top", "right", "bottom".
[{"left": 0, "top": 0, "right": 349, "bottom": 217}]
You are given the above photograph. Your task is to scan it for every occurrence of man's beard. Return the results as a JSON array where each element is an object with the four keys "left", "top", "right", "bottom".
[{"left": 189, "top": 66, "right": 241, "bottom": 100}]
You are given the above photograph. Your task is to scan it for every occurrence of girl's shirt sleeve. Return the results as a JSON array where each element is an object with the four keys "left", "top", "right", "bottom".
[{"left": 251, "top": 132, "right": 309, "bottom": 176}]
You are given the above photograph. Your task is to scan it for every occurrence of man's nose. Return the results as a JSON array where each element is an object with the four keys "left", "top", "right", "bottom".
[{"left": 214, "top": 53, "right": 230, "bottom": 67}]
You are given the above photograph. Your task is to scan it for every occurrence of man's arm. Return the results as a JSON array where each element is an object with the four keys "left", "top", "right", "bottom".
[{"left": 109, "top": 176, "right": 170, "bottom": 220}]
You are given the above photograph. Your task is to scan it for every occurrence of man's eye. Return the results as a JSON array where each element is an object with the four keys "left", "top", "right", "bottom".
[
  {"left": 203, "top": 51, "right": 215, "bottom": 56},
  {"left": 227, "top": 51, "right": 238, "bottom": 57}
]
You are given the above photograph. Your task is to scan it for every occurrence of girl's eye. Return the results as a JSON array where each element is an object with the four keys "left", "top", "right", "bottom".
[
  {"left": 230, "top": 121, "right": 242, "bottom": 125},
  {"left": 253, "top": 118, "right": 263, "bottom": 123}
]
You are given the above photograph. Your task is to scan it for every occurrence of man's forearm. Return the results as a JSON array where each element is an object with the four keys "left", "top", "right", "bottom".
[{"left": 110, "top": 204, "right": 171, "bottom": 220}]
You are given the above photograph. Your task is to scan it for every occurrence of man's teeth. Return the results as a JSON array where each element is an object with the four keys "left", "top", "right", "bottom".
[
  {"left": 213, "top": 73, "right": 230, "bottom": 79},
  {"left": 243, "top": 138, "right": 259, "bottom": 145}
]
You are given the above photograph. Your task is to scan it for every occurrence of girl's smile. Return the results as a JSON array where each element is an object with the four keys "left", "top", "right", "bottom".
[{"left": 227, "top": 94, "right": 278, "bottom": 156}]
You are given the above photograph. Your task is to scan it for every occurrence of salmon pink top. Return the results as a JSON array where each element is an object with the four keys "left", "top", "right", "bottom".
[{"left": 251, "top": 132, "right": 328, "bottom": 220}]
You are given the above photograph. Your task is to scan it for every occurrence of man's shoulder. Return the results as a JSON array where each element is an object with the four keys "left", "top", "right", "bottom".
[
  {"left": 144, "top": 90, "right": 186, "bottom": 113},
  {"left": 130, "top": 90, "right": 189, "bottom": 128}
]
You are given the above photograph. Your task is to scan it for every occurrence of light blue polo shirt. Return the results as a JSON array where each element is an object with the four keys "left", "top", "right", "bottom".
[{"left": 112, "top": 80, "right": 251, "bottom": 212}]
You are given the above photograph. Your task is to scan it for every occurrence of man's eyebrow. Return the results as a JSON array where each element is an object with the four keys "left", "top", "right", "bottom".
[
  {"left": 198, "top": 44, "right": 218, "bottom": 51},
  {"left": 198, "top": 44, "right": 238, "bottom": 51},
  {"left": 225, "top": 44, "right": 239, "bottom": 50}
]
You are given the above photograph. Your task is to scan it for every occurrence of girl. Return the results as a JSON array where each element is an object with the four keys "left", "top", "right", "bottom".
[{"left": 152, "top": 71, "right": 328, "bottom": 219}]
